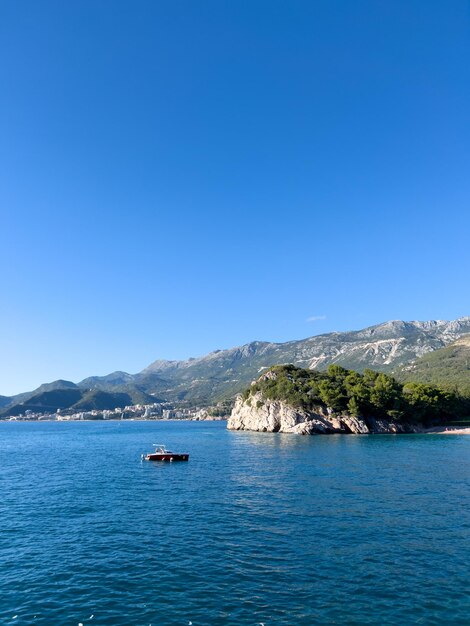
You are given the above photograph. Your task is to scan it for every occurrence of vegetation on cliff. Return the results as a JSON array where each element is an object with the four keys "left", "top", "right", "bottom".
[
  {"left": 397, "top": 336, "right": 470, "bottom": 396},
  {"left": 243, "top": 364, "right": 470, "bottom": 426}
]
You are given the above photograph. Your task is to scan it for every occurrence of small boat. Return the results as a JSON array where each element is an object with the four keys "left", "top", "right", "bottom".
[{"left": 141, "top": 444, "right": 189, "bottom": 462}]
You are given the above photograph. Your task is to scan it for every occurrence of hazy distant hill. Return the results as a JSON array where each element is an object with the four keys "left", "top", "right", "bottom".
[
  {"left": 2, "top": 317, "right": 470, "bottom": 413},
  {"left": 78, "top": 371, "right": 135, "bottom": 390},
  {"left": 72, "top": 388, "right": 157, "bottom": 411},
  {"left": 398, "top": 335, "right": 470, "bottom": 395},
  {"left": 1, "top": 382, "right": 160, "bottom": 417},
  {"left": 4, "top": 388, "right": 83, "bottom": 416},
  {"left": 0, "top": 395, "right": 11, "bottom": 408},
  {"left": 8, "top": 379, "right": 79, "bottom": 407}
]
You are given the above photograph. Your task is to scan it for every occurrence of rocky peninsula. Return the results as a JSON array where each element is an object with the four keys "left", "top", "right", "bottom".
[
  {"left": 228, "top": 393, "right": 420, "bottom": 434},
  {"left": 227, "top": 364, "right": 470, "bottom": 435}
]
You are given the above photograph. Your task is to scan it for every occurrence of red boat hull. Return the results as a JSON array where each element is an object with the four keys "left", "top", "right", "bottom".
[{"left": 145, "top": 453, "right": 189, "bottom": 462}]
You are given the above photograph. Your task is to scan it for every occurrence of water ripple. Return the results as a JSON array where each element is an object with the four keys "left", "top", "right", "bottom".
[{"left": 0, "top": 422, "right": 469, "bottom": 625}]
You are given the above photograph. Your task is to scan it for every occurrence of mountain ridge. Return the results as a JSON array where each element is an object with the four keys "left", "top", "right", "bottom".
[{"left": 2, "top": 316, "right": 470, "bottom": 413}]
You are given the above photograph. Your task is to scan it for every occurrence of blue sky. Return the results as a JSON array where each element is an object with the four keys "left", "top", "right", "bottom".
[{"left": 1, "top": 0, "right": 469, "bottom": 395}]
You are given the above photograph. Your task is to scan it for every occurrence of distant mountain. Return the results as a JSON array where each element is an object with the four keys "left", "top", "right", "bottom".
[
  {"left": 4, "top": 388, "right": 83, "bottom": 417},
  {"left": 34, "top": 379, "right": 78, "bottom": 393},
  {"left": 0, "top": 381, "right": 160, "bottom": 417},
  {"left": 8, "top": 379, "right": 79, "bottom": 406},
  {"left": 133, "top": 317, "right": 470, "bottom": 403},
  {"left": 72, "top": 389, "right": 157, "bottom": 411},
  {"left": 2, "top": 317, "right": 470, "bottom": 414},
  {"left": 78, "top": 371, "right": 135, "bottom": 390},
  {"left": 398, "top": 335, "right": 470, "bottom": 395},
  {"left": 0, "top": 395, "right": 13, "bottom": 408}
]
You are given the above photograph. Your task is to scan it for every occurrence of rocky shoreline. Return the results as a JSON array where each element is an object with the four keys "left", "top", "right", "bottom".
[{"left": 227, "top": 393, "right": 425, "bottom": 435}]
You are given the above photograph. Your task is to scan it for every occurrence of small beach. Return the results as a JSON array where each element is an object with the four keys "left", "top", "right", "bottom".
[{"left": 426, "top": 426, "right": 470, "bottom": 435}]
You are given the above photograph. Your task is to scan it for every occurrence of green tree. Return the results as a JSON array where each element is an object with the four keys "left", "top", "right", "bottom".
[
  {"left": 318, "top": 380, "right": 347, "bottom": 412},
  {"left": 347, "top": 396, "right": 361, "bottom": 417},
  {"left": 370, "top": 373, "right": 402, "bottom": 416}
]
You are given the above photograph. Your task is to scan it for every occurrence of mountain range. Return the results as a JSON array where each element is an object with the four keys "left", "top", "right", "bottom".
[{"left": 2, "top": 317, "right": 470, "bottom": 416}]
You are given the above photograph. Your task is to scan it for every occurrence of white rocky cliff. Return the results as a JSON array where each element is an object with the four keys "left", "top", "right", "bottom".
[{"left": 227, "top": 392, "right": 420, "bottom": 435}]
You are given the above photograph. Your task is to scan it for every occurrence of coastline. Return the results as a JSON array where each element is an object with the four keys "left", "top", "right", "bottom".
[
  {"left": 424, "top": 426, "right": 470, "bottom": 435},
  {"left": 3, "top": 419, "right": 470, "bottom": 434},
  {"left": 0, "top": 417, "right": 228, "bottom": 423}
]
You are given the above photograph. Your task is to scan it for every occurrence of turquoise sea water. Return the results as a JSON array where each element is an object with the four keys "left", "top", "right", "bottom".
[{"left": 0, "top": 421, "right": 469, "bottom": 626}]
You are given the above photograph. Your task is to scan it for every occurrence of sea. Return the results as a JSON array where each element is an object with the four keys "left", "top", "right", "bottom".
[{"left": 0, "top": 420, "right": 469, "bottom": 626}]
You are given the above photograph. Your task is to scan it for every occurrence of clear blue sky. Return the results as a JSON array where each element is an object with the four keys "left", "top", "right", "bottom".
[{"left": 1, "top": 0, "right": 469, "bottom": 395}]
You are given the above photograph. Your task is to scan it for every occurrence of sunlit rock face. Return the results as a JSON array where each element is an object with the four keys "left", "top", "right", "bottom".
[{"left": 227, "top": 394, "right": 421, "bottom": 435}]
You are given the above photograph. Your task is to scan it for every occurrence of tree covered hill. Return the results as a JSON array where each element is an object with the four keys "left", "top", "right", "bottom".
[
  {"left": 398, "top": 335, "right": 470, "bottom": 395},
  {"left": 244, "top": 364, "right": 470, "bottom": 427},
  {"left": 0, "top": 395, "right": 11, "bottom": 409},
  {"left": 0, "top": 385, "right": 159, "bottom": 417}
]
